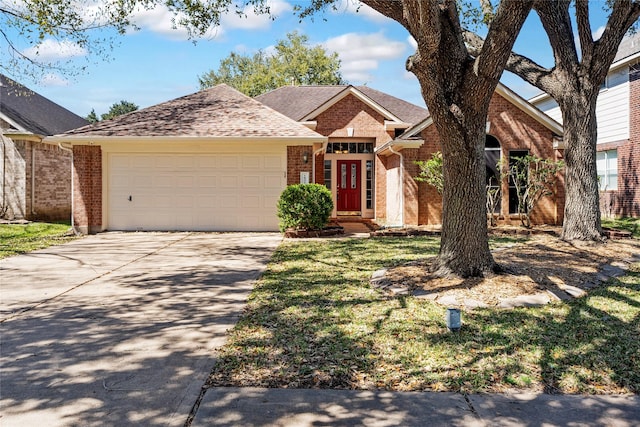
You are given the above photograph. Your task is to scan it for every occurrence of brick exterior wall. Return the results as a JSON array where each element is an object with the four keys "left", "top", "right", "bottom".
[
  {"left": 306, "top": 93, "right": 394, "bottom": 220},
  {"left": 287, "top": 145, "right": 313, "bottom": 185},
  {"left": 404, "top": 92, "right": 563, "bottom": 226},
  {"left": 72, "top": 145, "right": 102, "bottom": 234},
  {"left": 0, "top": 138, "right": 71, "bottom": 221},
  {"left": 0, "top": 138, "right": 26, "bottom": 219},
  {"left": 29, "top": 142, "right": 72, "bottom": 220}
]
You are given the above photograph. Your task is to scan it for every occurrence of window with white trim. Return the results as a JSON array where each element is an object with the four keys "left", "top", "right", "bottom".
[{"left": 597, "top": 149, "right": 618, "bottom": 191}]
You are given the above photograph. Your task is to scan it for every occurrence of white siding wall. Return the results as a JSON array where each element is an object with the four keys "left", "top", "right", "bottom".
[
  {"left": 596, "top": 67, "right": 630, "bottom": 144},
  {"left": 534, "top": 98, "right": 561, "bottom": 123},
  {"left": 531, "top": 66, "right": 630, "bottom": 144}
]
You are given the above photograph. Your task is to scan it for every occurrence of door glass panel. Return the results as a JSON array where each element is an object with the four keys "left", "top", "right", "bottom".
[
  {"left": 351, "top": 164, "right": 357, "bottom": 189},
  {"left": 341, "top": 163, "right": 347, "bottom": 188}
]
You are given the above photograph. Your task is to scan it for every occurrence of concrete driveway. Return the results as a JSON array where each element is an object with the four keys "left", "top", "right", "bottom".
[{"left": 0, "top": 232, "right": 282, "bottom": 427}]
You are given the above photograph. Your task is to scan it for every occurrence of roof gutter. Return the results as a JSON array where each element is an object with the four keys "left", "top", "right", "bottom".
[{"left": 43, "top": 135, "right": 328, "bottom": 145}]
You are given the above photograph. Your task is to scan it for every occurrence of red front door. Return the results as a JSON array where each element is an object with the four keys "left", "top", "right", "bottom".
[{"left": 337, "top": 160, "right": 361, "bottom": 211}]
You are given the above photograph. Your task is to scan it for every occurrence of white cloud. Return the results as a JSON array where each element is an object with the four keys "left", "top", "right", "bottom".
[
  {"left": 130, "top": 5, "right": 222, "bottom": 41},
  {"left": 407, "top": 35, "right": 417, "bottom": 51},
  {"left": 330, "top": 0, "right": 390, "bottom": 23},
  {"left": 40, "top": 73, "right": 70, "bottom": 87},
  {"left": 222, "top": 0, "right": 292, "bottom": 30},
  {"left": 22, "top": 39, "right": 88, "bottom": 62},
  {"left": 130, "top": 0, "right": 291, "bottom": 40},
  {"left": 323, "top": 32, "right": 407, "bottom": 82},
  {"left": 592, "top": 25, "right": 606, "bottom": 41}
]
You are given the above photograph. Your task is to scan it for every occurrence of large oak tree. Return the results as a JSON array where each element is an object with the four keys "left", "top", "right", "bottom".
[
  {"left": 466, "top": 0, "right": 640, "bottom": 243},
  {"left": 358, "top": 0, "right": 533, "bottom": 277},
  {"left": 4, "top": 0, "right": 536, "bottom": 277}
]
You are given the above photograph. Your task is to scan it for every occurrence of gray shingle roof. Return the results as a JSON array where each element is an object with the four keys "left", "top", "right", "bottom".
[
  {"left": 0, "top": 74, "right": 88, "bottom": 136},
  {"left": 613, "top": 31, "right": 640, "bottom": 63},
  {"left": 59, "top": 84, "right": 322, "bottom": 139},
  {"left": 256, "top": 85, "right": 428, "bottom": 124}
]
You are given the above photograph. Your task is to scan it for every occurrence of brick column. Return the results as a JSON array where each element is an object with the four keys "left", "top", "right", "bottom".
[{"left": 72, "top": 145, "right": 102, "bottom": 234}]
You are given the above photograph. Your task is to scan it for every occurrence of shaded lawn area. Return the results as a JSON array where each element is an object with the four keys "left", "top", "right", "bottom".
[
  {"left": 209, "top": 236, "right": 640, "bottom": 394},
  {"left": 0, "top": 222, "right": 77, "bottom": 259}
]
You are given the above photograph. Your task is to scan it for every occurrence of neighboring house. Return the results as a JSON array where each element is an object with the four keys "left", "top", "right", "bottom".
[
  {"left": 46, "top": 83, "right": 564, "bottom": 234},
  {"left": 1, "top": 74, "right": 88, "bottom": 220},
  {"left": 45, "top": 84, "right": 326, "bottom": 234},
  {"left": 259, "top": 84, "right": 564, "bottom": 228},
  {"left": 531, "top": 33, "right": 640, "bottom": 218}
]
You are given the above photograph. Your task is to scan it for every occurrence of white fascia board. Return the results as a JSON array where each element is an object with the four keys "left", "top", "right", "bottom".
[
  {"left": 610, "top": 51, "right": 640, "bottom": 72},
  {"left": 301, "top": 121, "right": 317, "bottom": 130},
  {"left": 375, "top": 139, "right": 424, "bottom": 157},
  {"left": 43, "top": 135, "right": 328, "bottom": 146},
  {"left": 396, "top": 117, "right": 433, "bottom": 139},
  {"left": 384, "top": 121, "right": 412, "bottom": 130},
  {"left": 301, "top": 86, "right": 403, "bottom": 123},
  {"left": 495, "top": 84, "right": 563, "bottom": 135},
  {"left": 0, "top": 112, "right": 27, "bottom": 133}
]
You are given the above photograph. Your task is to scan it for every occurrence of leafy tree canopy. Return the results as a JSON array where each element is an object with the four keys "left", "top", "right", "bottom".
[
  {"left": 86, "top": 100, "right": 138, "bottom": 122},
  {"left": 0, "top": 0, "right": 272, "bottom": 81},
  {"left": 198, "top": 31, "right": 345, "bottom": 96}
]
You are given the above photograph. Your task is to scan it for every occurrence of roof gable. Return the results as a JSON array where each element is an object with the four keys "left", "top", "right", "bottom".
[
  {"left": 256, "top": 85, "right": 428, "bottom": 125},
  {"left": 55, "top": 84, "right": 323, "bottom": 140},
  {"left": 0, "top": 74, "right": 88, "bottom": 136},
  {"left": 398, "top": 83, "right": 563, "bottom": 140}
]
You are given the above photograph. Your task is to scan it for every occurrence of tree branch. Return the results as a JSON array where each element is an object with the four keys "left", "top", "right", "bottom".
[
  {"left": 535, "top": 0, "right": 579, "bottom": 68},
  {"left": 464, "top": 29, "right": 557, "bottom": 97},
  {"left": 575, "top": 0, "right": 594, "bottom": 63},
  {"left": 361, "top": 0, "right": 405, "bottom": 25},
  {"left": 470, "top": 0, "right": 533, "bottom": 85},
  {"left": 591, "top": 0, "right": 640, "bottom": 80}
]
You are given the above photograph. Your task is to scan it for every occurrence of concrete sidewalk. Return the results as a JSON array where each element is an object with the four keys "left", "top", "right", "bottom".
[{"left": 192, "top": 387, "right": 640, "bottom": 426}]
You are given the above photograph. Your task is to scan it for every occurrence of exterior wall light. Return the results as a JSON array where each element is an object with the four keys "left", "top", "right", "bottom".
[
  {"left": 303, "top": 152, "right": 309, "bottom": 164},
  {"left": 446, "top": 308, "right": 461, "bottom": 331}
]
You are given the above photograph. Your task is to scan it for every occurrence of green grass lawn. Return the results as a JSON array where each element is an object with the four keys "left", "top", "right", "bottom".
[
  {"left": 0, "top": 222, "right": 77, "bottom": 259},
  {"left": 209, "top": 235, "right": 640, "bottom": 394}
]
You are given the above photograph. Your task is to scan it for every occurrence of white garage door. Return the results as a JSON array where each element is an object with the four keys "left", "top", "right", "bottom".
[{"left": 108, "top": 152, "right": 285, "bottom": 231}]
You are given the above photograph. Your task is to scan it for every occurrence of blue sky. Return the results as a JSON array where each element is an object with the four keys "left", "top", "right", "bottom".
[{"left": 9, "top": 0, "right": 612, "bottom": 118}]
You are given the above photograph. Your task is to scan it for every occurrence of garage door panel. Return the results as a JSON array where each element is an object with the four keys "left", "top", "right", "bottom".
[
  {"left": 219, "top": 176, "right": 238, "bottom": 188},
  {"left": 264, "top": 155, "right": 283, "bottom": 169},
  {"left": 265, "top": 175, "right": 283, "bottom": 189},
  {"left": 108, "top": 153, "right": 284, "bottom": 231},
  {"left": 243, "top": 175, "right": 261, "bottom": 188},
  {"left": 217, "top": 155, "right": 239, "bottom": 169}
]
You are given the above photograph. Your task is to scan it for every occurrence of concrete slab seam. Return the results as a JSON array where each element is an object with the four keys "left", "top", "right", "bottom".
[{"left": 0, "top": 232, "right": 194, "bottom": 323}]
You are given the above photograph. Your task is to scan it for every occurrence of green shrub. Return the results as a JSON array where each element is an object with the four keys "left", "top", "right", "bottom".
[{"left": 277, "top": 184, "right": 333, "bottom": 232}]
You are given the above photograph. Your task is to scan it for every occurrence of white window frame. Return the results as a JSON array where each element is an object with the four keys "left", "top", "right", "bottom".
[{"left": 597, "top": 149, "right": 618, "bottom": 191}]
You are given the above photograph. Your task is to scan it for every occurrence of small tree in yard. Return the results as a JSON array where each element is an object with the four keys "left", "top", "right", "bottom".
[
  {"left": 508, "top": 155, "right": 564, "bottom": 228},
  {"left": 415, "top": 152, "right": 444, "bottom": 194},
  {"left": 277, "top": 184, "right": 333, "bottom": 232}
]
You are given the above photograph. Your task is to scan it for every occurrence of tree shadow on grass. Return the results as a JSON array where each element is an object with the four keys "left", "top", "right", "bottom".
[{"left": 0, "top": 233, "right": 279, "bottom": 427}]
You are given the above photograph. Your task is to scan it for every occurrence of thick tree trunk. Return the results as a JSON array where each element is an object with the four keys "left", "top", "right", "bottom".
[
  {"left": 434, "top": 118, "right": 495, "bottom": 277},
  {"left": 559, "top": 95, "right": 603, "bottom": 242}
]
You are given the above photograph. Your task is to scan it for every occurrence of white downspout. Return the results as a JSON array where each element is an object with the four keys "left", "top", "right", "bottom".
[
  {"left": 388, "top": 145, "right": 404, "bottom": 226},
  {"left": 58, "top": 142, "right": 75, "bottom": 233}
]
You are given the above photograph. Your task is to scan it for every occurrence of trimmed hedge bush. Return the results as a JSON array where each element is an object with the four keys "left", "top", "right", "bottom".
[{"left": 277, "top": 184, "right": 333, "bottom": 232}]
